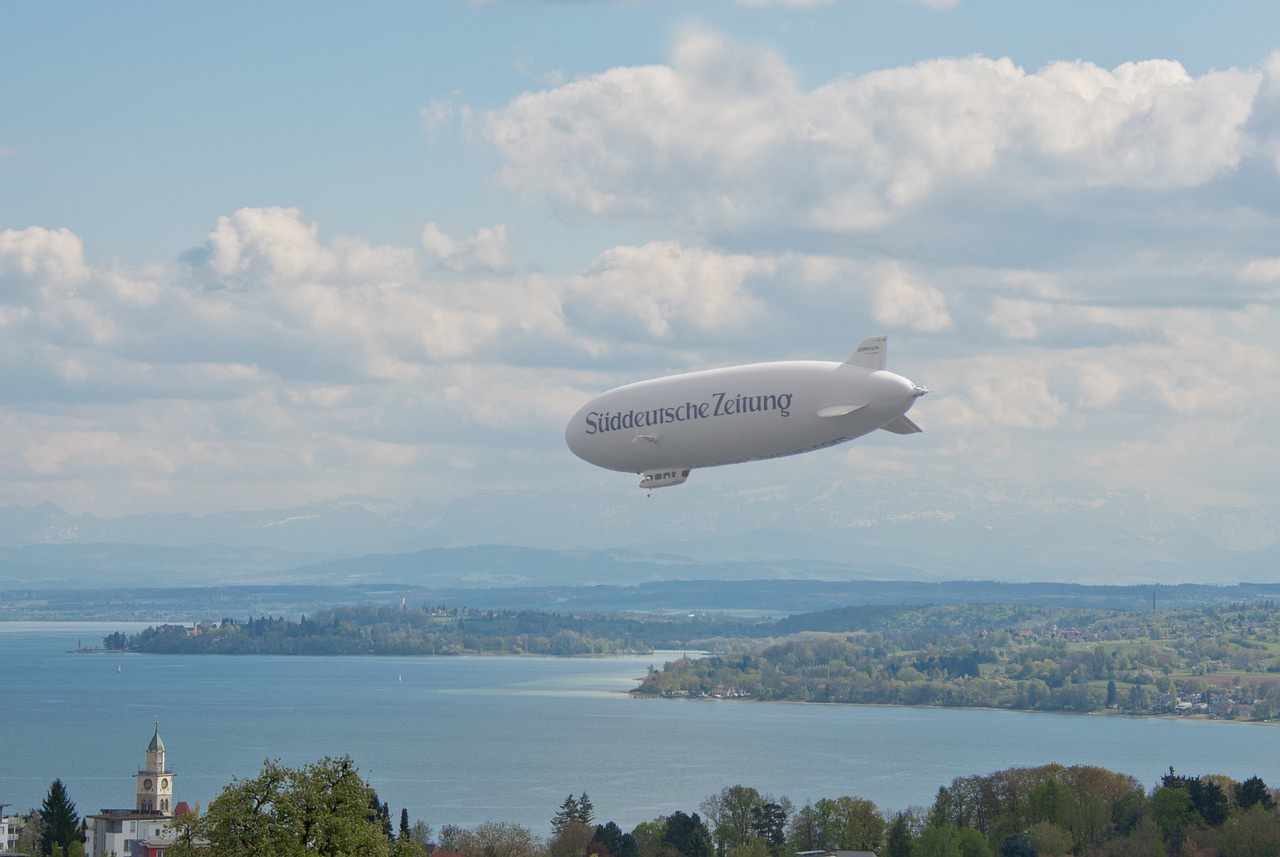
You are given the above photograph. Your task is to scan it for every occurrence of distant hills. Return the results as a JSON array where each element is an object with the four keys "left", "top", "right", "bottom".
[{"left": 0, "top": 474, "right": 1276, "bottom": 592}]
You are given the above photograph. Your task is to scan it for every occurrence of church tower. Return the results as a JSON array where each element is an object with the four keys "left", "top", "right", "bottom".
[{"left": 135, "top": 723, "right": 174, "bottom": 814}]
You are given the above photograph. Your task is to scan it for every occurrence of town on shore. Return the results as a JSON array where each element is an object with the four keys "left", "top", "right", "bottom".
[{"left": 6, "top": 723, "right": 1279, "bottom": 857}]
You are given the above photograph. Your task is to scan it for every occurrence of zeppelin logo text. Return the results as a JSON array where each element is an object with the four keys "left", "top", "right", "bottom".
[{"left": 584, "top": 392, "right": 792, "bottom": 435}]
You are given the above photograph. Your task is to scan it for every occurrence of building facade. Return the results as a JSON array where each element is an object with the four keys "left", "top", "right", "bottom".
[{"left": 87, "top": 725, "right": 189, "bottom": 857}]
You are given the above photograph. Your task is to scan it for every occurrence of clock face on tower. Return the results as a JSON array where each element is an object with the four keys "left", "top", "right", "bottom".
[
  {"left": 144, "top": 778, "right": 153, "bottom": 790},
  {"left": 161, "top": 778, "right": 168, "bottom": 789}
]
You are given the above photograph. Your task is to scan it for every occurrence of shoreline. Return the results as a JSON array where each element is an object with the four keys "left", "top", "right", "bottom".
[{"left": 624, "top": 690, "right": 1280, "bottom": 725}]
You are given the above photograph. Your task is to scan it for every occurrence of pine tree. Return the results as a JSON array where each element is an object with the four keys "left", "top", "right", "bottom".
[
  {"left": 576, "top": 793, "right": 595, "bottom": 826},
  {"left": 39, "top": 779, "right": 81, "bottom": 857},
  {"left": 552, "top": 795, "right": 581, "bottom": 834},
  {"left": 400, "top": 808, "right": 411, "bottom": 840}
]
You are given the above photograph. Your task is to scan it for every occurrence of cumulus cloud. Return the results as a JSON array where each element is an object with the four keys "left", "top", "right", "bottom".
[
  {"left": 483, "top": 31, "right": 1263, "bottom": 236},
  {"left": 872, "top": 262, "right": 953, "bottom": 332},
  {"left": 0, "top": 227, "right": 90, "bottom": 298},
  {"left": 565, "top": 240, "right": 770, "bottom": 339}
]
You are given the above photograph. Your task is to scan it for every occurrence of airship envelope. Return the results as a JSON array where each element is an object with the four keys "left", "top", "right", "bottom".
[{"left": 565, "top": 336, "right": 928, "bottom": 490}]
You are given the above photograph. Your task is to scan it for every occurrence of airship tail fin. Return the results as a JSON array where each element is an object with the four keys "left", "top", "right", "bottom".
[
  {"left": 880, "top": 415, "right": 922, "bottom": 434},
  {"left": 846, "top": 336, "right": 887, "bottom": 370}
]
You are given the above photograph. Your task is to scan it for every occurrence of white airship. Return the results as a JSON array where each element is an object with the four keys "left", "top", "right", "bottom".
[{"left": 565, "top": 336, "right": 928, "bottom": 490}]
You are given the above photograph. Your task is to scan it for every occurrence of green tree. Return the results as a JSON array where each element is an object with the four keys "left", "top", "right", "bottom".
[
  {"left": 1025, "top": 822, "right": 1071, "bottom": 857},
  {"left": 196, "top": 756, "right": 393, "bottom": 856},
  {"left": 555, "top": 796, "right": 583, "bottom": 835},
  {"left": 578, "top": 794, "right": 596, "bottom": 827},
  {"left": 39, "top": 779, "right": 82, "bottom": 857},
  {"left": 884, "top": 813, "right": 913, "bottom": 857},
  {"left": 664, "top": 812, "right": 714, "bottom": 857},
  {"left": 822, "top": 796, "right": 883, "bottom": 851},
  {"left": 630, "top": 820, "right": 668, "bottom": 857},
  {"left": 1150, "top": 786, "right": 1197, "bottom": 855},
  {"left": 1237, "top": 777, "right": 1275, "bottom": 811},
  {"left": 1221, "top": 805, "right": 1280, "bottom": 857},
  {"left": 749, "top": 802, "right": 787, "bottom": 851},
  {"left": 954, "top": 827, "right": 992, "bottom": 857},
  {"left": 597, "top": 821, "right": 640, "bottom": 857},
  {"left": 164, "top": 809, "right": 207, "bottom": 857}
]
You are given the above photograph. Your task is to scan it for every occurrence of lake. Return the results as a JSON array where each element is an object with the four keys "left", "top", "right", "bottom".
[{"left": 4, "top": 622, "right": 1280, "bottom": 836}]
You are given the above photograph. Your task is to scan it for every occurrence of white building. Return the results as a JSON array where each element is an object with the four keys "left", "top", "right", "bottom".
[{"left": 86, "top": 725, "right": 190, "bottom": 857}]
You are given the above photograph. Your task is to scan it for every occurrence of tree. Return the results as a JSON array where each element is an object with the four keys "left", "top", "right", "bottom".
[
  {"left": 165, "top": 809, "right": 207, "bottom": 857},
  {"left": 454, "top": 821, "right": 542, "bottom": 857},
  {"left": 549, "top": 821, "right": 598, "bottom": 857},
  {"left": 17, "top": 811, "right": 48, "bottom": 857},
  {"left": 597, "top": 821, "right": 639, "bottom": 857},
  {"left": 664, "top": 812, "right": 713, "bottom": 857},
  {"left": 578, "top": 794, "right": 596, "bottom": 827},
  {"left": 1150, "top": 786, "right": 1197, "bottom": 854},
  {"left": 630, "top": 820, "right": 667, "bottom": 857},
  {"left": 1237, "top": 777, "right": 1275, "bottom": 811},
  {"left": 701, "top": 786, "right": 764, "bottom": 850},
  {"left": 1221, "top": 805, "right": 1280, "bottom": 857},
  {"left": 367, "top": 793, "right": 393, "bottom": 840},
  {"left": 820, "top": 796, "right": 883, "bottom": 851},
  {"left": 406, "top": 821, "right": 434, "bottom": 854},
  {"left": 884, "top": 813, "right": 913, "bottom": 857},
  {"left": 554, "top": 794, "right": 597, "bottom": 834},
  {"left": 196, "top": 756, "right": 393, "bottom": 856},
  {"left": 997, "top": 834, "right": 1034, "bottom": 857},
  {"left": 748, "top": 802, "right": 787, "bottom": 851},
  {"left": 440, "top": 824, "right": 463, "bottom": 851},
  {"left": 401, "top": 809, "right": 411, "bottom": 840},
  {"left": 1026, "top": 822, "right": 1071, "bottom": 857},
  {"left": 39, "top": 779, "right": 82, "bottom": 857}
]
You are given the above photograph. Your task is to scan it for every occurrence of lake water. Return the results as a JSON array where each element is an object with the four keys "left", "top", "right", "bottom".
[{"left": 4, "top": 622, "right": 1280, "bottom": 836}]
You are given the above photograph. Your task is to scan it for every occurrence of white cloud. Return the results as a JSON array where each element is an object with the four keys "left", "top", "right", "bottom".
[
  {"left": 483, "top": 33, "right": 1263, "bottom": 236},
  {"left": 872, "top": 262, "right": 953, "bottom": 332},
  {"left": 0, "top": 226, "right": 90, "bottom": 298},
  {"left": 422, "top": 222, "right": 513, "bottom": 272},
  {"left": 565, "top": 240, "right": 770, "bottom": 339},
  {"left": 986, "top": 298, "right": 1050, "bottom": 340}
]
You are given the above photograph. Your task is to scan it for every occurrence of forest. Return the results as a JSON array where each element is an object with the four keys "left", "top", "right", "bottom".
[{"left": 107, "top": 600, "right": 1280, "bottom": 720}]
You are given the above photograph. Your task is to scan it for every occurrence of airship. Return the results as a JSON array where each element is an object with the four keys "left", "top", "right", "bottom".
[{"left": 565, "top": 336, "right": 928, "bottom": 490}]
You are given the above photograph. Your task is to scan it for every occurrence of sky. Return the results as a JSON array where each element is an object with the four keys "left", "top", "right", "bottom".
[{"left": 2, "top": 0, "right": 1279, "bottom": 520}]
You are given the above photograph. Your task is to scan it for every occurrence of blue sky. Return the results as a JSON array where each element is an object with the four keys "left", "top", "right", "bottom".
[{"left": 3, "top": 0, "right": 1280, "bottom": 521}]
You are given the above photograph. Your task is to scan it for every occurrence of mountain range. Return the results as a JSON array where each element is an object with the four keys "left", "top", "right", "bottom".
[{"left": 0, "top": 474, "right": 1275, "bottom": 591}]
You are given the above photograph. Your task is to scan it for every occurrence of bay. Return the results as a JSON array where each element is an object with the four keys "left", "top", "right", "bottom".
[{"left": 4, "top": 622, "right": 1280, "bottom": 837}]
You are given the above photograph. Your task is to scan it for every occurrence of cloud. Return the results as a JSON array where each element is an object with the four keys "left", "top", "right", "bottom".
[
  {"left": 872, "top": 262, "right": 953, "bottom": 332},
  {"left": 422, "top": 222, "right": 514, "bottom": 272},
  {"left": 483, "top": 32, "right": 1263, "bottom": 238},
  {"left": 0, "top": 226, "right": 91, "bottom": 297},
  {"left": 564, "top": 240, "right": 771, "bottom": 340}
]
